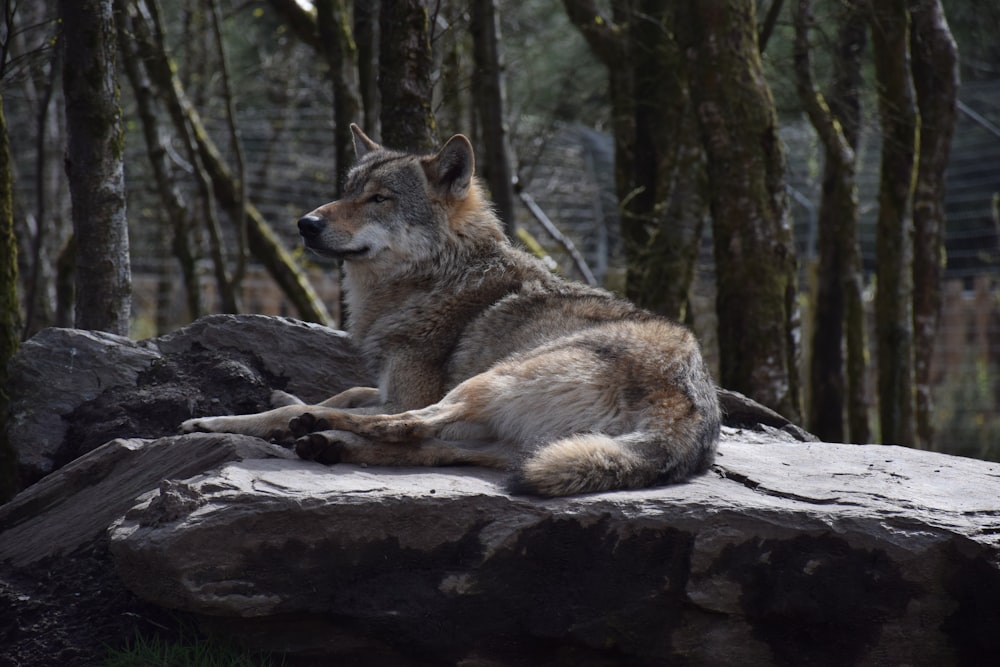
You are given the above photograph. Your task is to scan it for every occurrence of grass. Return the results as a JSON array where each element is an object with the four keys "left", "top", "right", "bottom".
[{"left": 102, "top": 628, "right": 286, "bottom": 667}]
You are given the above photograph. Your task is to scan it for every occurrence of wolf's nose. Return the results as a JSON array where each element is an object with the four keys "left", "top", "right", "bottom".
[{"left": 298, "top": 215, "right": 325, "bottom": 240}]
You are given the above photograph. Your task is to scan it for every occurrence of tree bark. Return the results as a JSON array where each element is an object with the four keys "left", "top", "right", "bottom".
[
  {"left": 114, "top": 0, "right": 202, "bottom": 325},
  {"left": 316, "top": 0, "right": 361, "bottom": 194},
  {"left": 17, "top": 24, "right": 65, "bottom": 339},
  {"left": 871, "top": 0, "right": 917, "bottom": 445},
  {"left": 59, "top": 0, "right": 131, "bottom": 335},
  {"left": 910, "top": 0, "right": 958, "bottom": 449},
  {"left": 133, "top": 0, "right": 332, "bottom": 325},
  {"left": 378, "top": 0, "right": 436, "bottom": 151},
  {"left": 353, "top": 0, "right": 379, "bottom": 133},
  {"left": 563, "top": 0, "right": 706, "bottom": 320},
  {"left": 833, "top": 4, "right": 872, "bottom": 445},
  {"left": 794, "top": 0, "right": 869, "bottom": 442},
  {"left": 470, "top": 0, "right": 517, "bottom": 234},
  {"left": 207, "top": 0, "right": 248, "bottom": 298},
  {"left": 0, "top": 92, "right": 20, "bottom": 501},
  {"left": 688, "top": 0, "right": 802, "bottom": 422}
]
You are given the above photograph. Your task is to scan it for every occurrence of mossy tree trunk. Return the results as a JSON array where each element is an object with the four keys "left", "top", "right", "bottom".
[
  {"left": 910, "top": 0, "right": 959, "bottom": 449},
  {"left": 0, "top": 92, "right": 20, "bottom": 501},
  {"left": 115, "top": 0, "right": 202, "bottom": 327},
  {"left": 471, "top": 0, "right": 517, "bottom": 234},
  {"left": 353, "top": 0, "right": 379, "bottom": 134},
  {"left": 59, "top": 0, "right": 131, "bottom": 336},
  {"left": 871, "top": 0, "right": 918, "bottom": 445},
  {"left": 266, "top": 0, "right": 363, "bottom": 194},
  {"left": 794, "top": 0, "right": 869, "bottom": 442},
  {"left": 378, "top": 0, "right": 436, "bottom": 152},
  {"left": 132, "top": 0, "right": 332, "bottom": 326},
  {"left": 687, "top": 0, "right": 802, "bottom": 422},
  {"left": 563, "top": 0, "right": 706, "bottom": 320},
  {"left": 316, "top": 0, "right": 361, "bottom": 195}
]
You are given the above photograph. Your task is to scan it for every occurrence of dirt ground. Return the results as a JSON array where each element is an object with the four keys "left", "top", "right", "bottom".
[{"left": 0, "top": 540, "right": 184, "bottom": 667}]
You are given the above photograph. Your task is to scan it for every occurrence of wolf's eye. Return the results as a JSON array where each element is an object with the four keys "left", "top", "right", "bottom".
[{"left": 368, "top": 194, "right": 389, "bottom": 204}]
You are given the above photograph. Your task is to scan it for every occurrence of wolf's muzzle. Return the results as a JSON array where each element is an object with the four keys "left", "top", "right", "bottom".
[{"left": 298, "top": 215, "right": 325, "bottom": 241}]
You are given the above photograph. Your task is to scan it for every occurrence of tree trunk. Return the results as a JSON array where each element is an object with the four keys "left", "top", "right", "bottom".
[
  {"left": 353, "top": 0, "right": 379, "bottom": 133},
  {"left": 59, "top": 0, "right": 131, "bottom": 336},
  {"left": 471, "top": 0, "right": 517, "bottom": 234},
  {"left": 793, "top": 0, "right": 868, "bottom": 442},
  {"left": 207, "top": 0, "right": 248, "bottom": 299},
  {"left": 687, "top": 0, "right": 802, "bottom": 422},
  {"left": 910, "top": 0, "right": 958, "bottom": 449},
  {"left": 378, "top": 0, "right": 436, "bottom": 151},
  {"left": 133, "top": 0, "right": 332, "bottom": 325},
  {"left": 871, "top": 0, "right": 917, "bottom": 445},
  {"left": 115, "top": 0, "right": 202, "bottom": 324},
  {"left": 836, "top": 5, "right": 872, "bottom": 445},
  {"left": 17, "top": 28, "right": 65, "bottom": 339},
  {"left": 316, "top": 0, "right": 361, "bottom": 194},
  {"left": 0, "top": 92, "right": 20, "bottom": 501},
  {"left": 563, "top": 0, "right": 706, "bottom": 320}
]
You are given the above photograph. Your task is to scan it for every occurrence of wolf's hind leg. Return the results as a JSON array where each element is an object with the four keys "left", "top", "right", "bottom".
[{"left": 287, "top": 399, "right": 473, "bottom": 444}]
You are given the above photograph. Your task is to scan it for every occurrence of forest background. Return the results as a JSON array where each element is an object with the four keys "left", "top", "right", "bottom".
[{"left": 1, "top": 0, "right": 998, "bottom": 501}]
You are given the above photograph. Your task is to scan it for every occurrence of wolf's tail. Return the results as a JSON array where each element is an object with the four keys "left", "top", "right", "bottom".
[{"left": 507, "top": 422, "right": 718, "bottom": 497}]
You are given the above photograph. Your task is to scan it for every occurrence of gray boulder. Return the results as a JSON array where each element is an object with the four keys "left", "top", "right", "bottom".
[
  {"left": 6, "top": 314, "right": 370, "bottom": 486},
  {"left": 3, "top": 314, "right": 999, "bottom": 665},
  {"left": 106, "top": 427, "right": 1000, "bottom": 666}
]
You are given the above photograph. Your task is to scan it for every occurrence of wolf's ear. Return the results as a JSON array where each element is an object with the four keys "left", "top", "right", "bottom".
[
  {"left": 351, "top": 124, "right": 381, "bottom": 158},
  {"left": 424, "top": 134, "right": 475, "bottom": 199}
]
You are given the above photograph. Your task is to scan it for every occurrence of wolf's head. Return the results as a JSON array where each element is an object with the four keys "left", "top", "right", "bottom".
[{"left": 298, "top": 125, "right": 505, "bottom": 272}]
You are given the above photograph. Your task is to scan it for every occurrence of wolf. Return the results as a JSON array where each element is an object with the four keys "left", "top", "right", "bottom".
[{"left": 182, "top": 125, "right": 720, "bottom": 496}]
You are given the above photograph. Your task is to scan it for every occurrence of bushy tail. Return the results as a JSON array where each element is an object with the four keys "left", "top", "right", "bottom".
[{"left": 508, "top": 427, "right": 716, "bottom": 497}]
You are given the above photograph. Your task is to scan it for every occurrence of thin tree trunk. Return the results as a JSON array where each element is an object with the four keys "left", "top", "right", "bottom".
[
  {"left": 910, "top": 0, "right": 958, "bottom": 449},
  {"left": 134, "top": 0, "right": 332, "bottom": 325},
  {"left": 688, "top": 0, "right": 802, "bottom": 422},
  {"left": 794, "top": 0, "right": 868, "bottom": 442},
  {"left": 115, "top": 0, "right": 202, "bottom": 323},
  {"left": 0, "top": 91, "right": 20, "bottom": 501},
  {"left": 138, "top": 0, "right": 238, "bottom": 313},
  {"left": 354, "top": 0, "right": 379, "bottom": 133},
  {"left": 59, "top": 0, "right": 131, "bottom": 336},
  {"left": 207, "top": 0, "right": 248, "bottom": 295},
  {"left": 563, "top": 0, "right": 706, "bottom": 320},
  {"left": 316, "top": 0, "right": 361, "bottom": 194},
  {"left": 471, "top": 0, "right": 517, "bottom": 234},
  {"left": 871, "top": 0, "right": 917, "bottom": 444},
  {"left": 379, "top": 0, "right": 436, "bottom": 151},
  {"left": 835, "top": 5, "right": 872, "bottom": 444},
  {"left": 21, "top": 44, "right": 61, "bottom": 338}
]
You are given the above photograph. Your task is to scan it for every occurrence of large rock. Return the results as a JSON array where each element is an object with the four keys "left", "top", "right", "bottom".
[
  {"left": 6, "top": 314, "right": 370, "bottom": 486},
  {"left": 0, "top": 433, "right": 294, "bottom": 568},
  {"left": 3, "top": 314, "right": 999, "bottom": 665},
  {"left": 105, "top": 428, "right": 1000, "bottom": 666}
]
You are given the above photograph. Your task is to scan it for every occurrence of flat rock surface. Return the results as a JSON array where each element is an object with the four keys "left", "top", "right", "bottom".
[{"left": 107, "top": 428, "right": 1000, "bottom": 665}]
